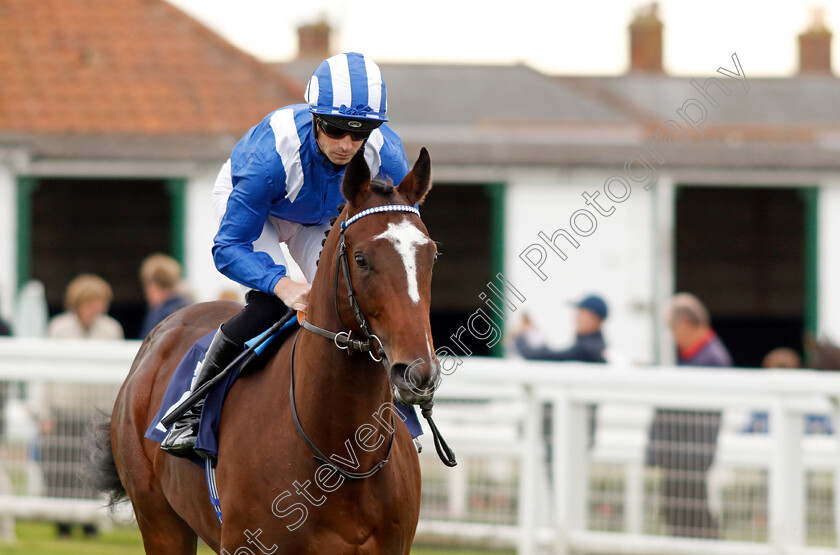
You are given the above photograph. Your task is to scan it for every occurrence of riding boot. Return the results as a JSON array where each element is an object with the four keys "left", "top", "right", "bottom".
[{"left": 161, "top": 327, "right": 241, "bottom": 457}]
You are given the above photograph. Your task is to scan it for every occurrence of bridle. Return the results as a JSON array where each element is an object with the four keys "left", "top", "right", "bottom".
[
  {"left": 289, "top": 203, "right": 424, "bottom": 480},
  {"left": 300, "top": 203, "right": 421, "bottom": 361}
]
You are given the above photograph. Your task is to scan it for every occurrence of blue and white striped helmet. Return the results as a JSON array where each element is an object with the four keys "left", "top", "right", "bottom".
[{"left": 305, "top": 52, "right": 388, "bottom": 125}]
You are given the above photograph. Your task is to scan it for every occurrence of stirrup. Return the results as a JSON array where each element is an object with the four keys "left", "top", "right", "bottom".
[{"left": 161, "top": 400, "right": 204, "bottom": 457}]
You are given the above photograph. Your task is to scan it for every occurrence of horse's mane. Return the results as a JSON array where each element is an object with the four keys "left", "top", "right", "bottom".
[
  {"left": 318, "top": 178, "right": 399, "bottom": 268},
  {"left": 369, "top": 177, "right": 395, "bottom": 197}
]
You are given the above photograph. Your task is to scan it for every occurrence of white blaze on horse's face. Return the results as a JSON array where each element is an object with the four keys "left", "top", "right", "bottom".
[{"left": 374, "top": 218, "right": 431, "bottom": 304}]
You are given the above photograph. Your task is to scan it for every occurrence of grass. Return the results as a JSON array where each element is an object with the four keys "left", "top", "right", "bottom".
[{"left": 0, "top": 520, "right": 509, "bottom": 554}]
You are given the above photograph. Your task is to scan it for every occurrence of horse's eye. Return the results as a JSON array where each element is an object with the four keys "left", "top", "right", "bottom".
[{"left": 354, "top": 253, "right": 368, "bottom": 268}]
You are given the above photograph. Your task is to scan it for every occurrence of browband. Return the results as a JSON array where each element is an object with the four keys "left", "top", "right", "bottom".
[{"left": 341, "top": 204, "right": 420, "bottom": 230}]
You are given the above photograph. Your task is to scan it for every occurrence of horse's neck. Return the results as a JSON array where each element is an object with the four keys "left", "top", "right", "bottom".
[{"left": 293, "top": 254, "right": 393, "bottom": 447}]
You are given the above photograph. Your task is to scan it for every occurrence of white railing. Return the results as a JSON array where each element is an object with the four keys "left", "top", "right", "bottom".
[
  {"left": 0, "top": 337, "right": 839, "bottom": 554},
  {"left": 422, "top": 358, "right": 840, "bottom": 555}
]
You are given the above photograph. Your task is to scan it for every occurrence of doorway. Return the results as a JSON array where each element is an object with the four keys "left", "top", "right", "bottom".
[
  {"left": 675, "top": 186, "right": 815, "bottom": 368},
  {"left": 421, "top": 183, "right": 504, "bottom": 357},
  {"left": 20, "top": 177, "right": 183, "bottom": 339}
]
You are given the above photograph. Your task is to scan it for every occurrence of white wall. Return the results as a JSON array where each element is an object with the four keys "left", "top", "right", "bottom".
[
  {"left": 184, "top": 167, "right": 232, "bottom": 302},
  {"left": 0, "top": 163, "right": 16, "bottom": 324},
  {"left": 818, "top": 180, "right": 840, "bottom": 341},
  {"left": 183, "top": 167, "right": 306, "bottom": 303},
  {"left": 505, "top": 168, "right": 656, "bottom": 365}
]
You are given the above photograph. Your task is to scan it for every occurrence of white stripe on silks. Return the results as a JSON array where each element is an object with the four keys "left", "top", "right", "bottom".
[
  {"left": 327, "top": 54, "right": 352, "bottom": 109},
  {"left": 269, "top": 109, "right": 305, "bottom": 203},
  {"left": 305, "top": 74, "right": 319, "bottom": 107},
  {"left": 365, "top": 59, "right": 382, "bottom": 114},
  {"left": 364, "top": 128, "right": 384, "bottom": 178}
]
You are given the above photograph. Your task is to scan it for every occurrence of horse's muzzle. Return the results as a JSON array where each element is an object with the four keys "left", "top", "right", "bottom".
[{"left": 389, "top": 359, "right": 440, "bottom": 405}]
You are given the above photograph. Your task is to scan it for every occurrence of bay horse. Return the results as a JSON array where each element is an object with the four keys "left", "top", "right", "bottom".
[{"left": 88, "top": 148, "right": 440, "bottom": 553}]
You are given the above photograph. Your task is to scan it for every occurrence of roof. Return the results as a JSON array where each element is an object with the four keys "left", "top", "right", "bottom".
[
  {"left": 278, "top": 60, "right": 840, "bottom": 171},
  {"left": 283, "top": 60, "right": 635, "bottom": 126},
  {"left": 560, "top": 75, "right": 840, "bottom": 129},
  {"left": 0, "top": 0, "right": 302, "bottom": 135}
]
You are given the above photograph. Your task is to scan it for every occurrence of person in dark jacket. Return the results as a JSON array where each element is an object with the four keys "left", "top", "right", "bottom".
[
  {"left": 646, "top": 292, "right": 732, "bottom": 539},
  {"left": 513, "top": 294, "right": 608, "bottom": 363},
  {"left": 139, "top": 254, "right": 191, "bottom": 338},
  {"left": 512, "top": 294, "right": 608, "bottom": 452}
]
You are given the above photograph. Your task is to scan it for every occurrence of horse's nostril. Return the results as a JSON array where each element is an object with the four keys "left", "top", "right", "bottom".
[{"left": 391, "top": 360, "right": 437, "bottom": 400}]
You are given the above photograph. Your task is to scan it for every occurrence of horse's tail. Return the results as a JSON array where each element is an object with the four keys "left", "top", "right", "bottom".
[{"left": 81, "top": 416, "right": 127, "bottom": 507}]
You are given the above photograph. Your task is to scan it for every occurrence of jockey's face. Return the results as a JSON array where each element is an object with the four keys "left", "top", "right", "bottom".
[{"left": 315, "top": 128, "right": 366, "bottom": 165}]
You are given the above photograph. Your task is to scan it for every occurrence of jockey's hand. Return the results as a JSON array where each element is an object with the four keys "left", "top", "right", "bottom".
[{"left": 274, "top": 276, "right": 311, "bottom": 313}]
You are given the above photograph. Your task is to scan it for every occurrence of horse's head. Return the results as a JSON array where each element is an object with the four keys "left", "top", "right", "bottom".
[{"left": 325, "top": 147, "right": 439, "bottom": 404}]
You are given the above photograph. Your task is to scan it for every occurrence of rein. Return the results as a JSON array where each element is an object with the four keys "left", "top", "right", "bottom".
[
  {"left": 292, "top": 202, "right": 457, "bottom": 477},
  {"left": 289, "top": 330, "right": 396, "bottom": 480}
]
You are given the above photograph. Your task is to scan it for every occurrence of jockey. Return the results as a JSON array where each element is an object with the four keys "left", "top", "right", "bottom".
[{"left": 162, "top": 52, "right": 410, "bottom": 456}]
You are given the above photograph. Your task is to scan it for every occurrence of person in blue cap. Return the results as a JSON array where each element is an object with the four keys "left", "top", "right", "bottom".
[
  {"left": 511, "top": 294, "right": 608, "bottom": 460},
  {"left": 162, "top": 52, "right": 410, "bottom": 456},
  {"left": 512, "top": 294, "right": 608, "bottom": 363}
]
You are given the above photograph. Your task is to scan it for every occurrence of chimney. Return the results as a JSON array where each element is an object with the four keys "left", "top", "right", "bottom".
[
  {"left": 629, "top": 3, "right": 664, "bottom": 73},
  {"left": 798, "top": 8, "right": 833, "bottom": 75},
  {"left": 297, "top": 18, "right": 331, "bottom": 61}
]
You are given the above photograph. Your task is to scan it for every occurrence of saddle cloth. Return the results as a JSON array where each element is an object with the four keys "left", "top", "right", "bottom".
[{"left": 144, "top": 327, "right": 423, "bottom": 466}]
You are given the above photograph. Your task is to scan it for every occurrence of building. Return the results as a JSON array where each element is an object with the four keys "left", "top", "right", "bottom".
[
  {"left": 280, "top": 6, "right": 840, "bottom": 366},
  {"left": 0, "top": 1, "right": 838, "bottom": 366},
  {"left": 0, "top": 0, "right": 301, "bottom": 338}
]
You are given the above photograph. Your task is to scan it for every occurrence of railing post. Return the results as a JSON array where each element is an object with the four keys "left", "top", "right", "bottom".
[
  {"left": 624, "top": 461, "right": 644, "bottom": 534},
  {"left": 517, "top": 383, "right": 540, "bottom": 555},
  {"left": 769, "top": 398, "right": 804, "bottom": 551},
  {"left": 446, "top": 457, "right": 467, "bottom": 519},
  {"left": 553, "top": 391, "right": 588, "bottom": 555}
]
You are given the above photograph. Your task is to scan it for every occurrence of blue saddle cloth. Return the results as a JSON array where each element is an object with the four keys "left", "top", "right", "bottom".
[{"left": 145, "top": 328, "right": 423, "bottom": 466}]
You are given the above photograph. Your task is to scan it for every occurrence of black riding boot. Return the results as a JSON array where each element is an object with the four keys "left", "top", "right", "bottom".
[{"left": 161, "top": 327, "right": 241, "bottom": 457}]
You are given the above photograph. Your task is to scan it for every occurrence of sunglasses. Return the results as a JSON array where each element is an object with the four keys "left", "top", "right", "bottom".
[{"left": 316, "top": 117, "right": 373, "bottom": 141}]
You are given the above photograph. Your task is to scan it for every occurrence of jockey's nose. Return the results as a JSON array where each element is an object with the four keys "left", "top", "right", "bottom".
[{"left": 339, "top": 134, "right": 356, "bottom": 149}]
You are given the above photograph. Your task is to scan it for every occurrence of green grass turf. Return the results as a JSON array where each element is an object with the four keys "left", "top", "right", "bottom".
[{"left": 0, "top": 520, "right": 510, "bottom": 554}]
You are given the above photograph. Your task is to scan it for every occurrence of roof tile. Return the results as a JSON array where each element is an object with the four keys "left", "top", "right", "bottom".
[{"left": 0, "top": 0, "right": 303, "bottom": 135}]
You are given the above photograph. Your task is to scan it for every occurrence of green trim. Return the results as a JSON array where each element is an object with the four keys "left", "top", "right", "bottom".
[
  {"left": 802, "top": 187, "right": 819, "bottom": 336},
  {"left": 486, "top": 182, "right": 506, "bottom": 357},
  {"left": 15, "top": 177, "right": 38, "bottom": 291},
  {"left": 165, "top": 179, "right": 187, "bottom": 271}
]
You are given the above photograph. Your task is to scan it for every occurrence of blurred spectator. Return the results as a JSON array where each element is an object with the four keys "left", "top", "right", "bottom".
[
  {"left": 744, "top": 347, "right": 832, "bottom": 435},
  {"left": 218, "top": 288, "right": 244, "bottom": 303},
  {"left": 511, "top": 294, "right": 608, "bottom": 460},
  {"left": 762, "top": 347, "right": 801, "bottom": 369},
  {"left": 511, "top": 294, "right": 608, "bottom": 363},
  {"left": 47, "top": 274, "right": 123, "bottom": 340},
  {"left": 139, "top": 254, "right": 191, "bottom": 338},
  {"left": 0, "top": 316, "right": 9, "bottom": 336},
  {"left": 807, "top": 337, "right": 840, "bottom": 370},
  {"left": 646, "top": 293, "right": 731, "bottom": 539},
  {"left": 44, "top": 274, "right": 122, "bottom": 538}
]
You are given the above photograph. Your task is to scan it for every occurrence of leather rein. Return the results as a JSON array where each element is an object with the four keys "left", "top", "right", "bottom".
[{"left": 289, "top": 204, "right": 433, "bottom": 481}]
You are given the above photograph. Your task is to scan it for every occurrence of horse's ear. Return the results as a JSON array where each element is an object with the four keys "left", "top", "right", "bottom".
[
  {"left": 341, "top": 148, "right": 371, "bottom": 207},
  {"left": 397, "top": 147, "right": 432, "bottom": 206}
]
